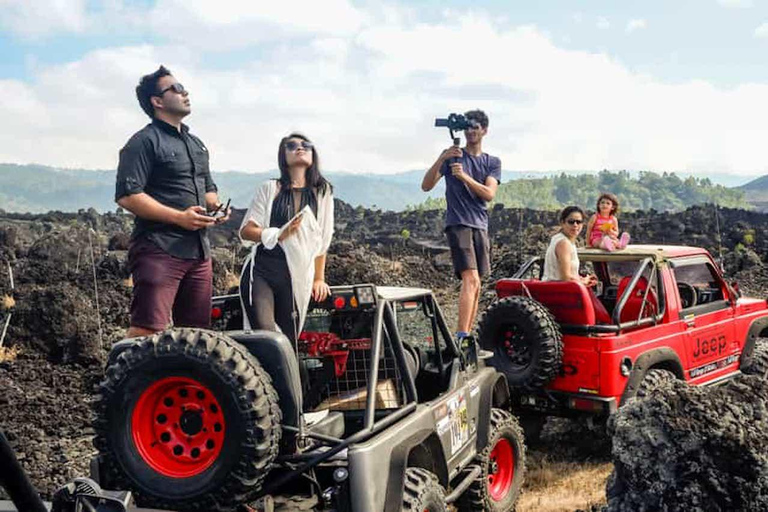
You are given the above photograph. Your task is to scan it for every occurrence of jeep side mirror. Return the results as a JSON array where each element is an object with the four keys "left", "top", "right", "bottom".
[{"left": 731, "top": 281, "right": 741, "bottom": 298}]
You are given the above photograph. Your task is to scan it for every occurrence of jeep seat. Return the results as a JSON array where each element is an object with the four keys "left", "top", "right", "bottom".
[
  {"left": 496, "top": 279, "right": 612, "bottom": 325},
  {"left": 616, "top": 276, "right": 658, "bottom": 323},
  {"left": 229, "top": 330, "right": 304, "bottom": 429},
  {"left": 234, "top": 272, "right": 347, "bottom": 441}
]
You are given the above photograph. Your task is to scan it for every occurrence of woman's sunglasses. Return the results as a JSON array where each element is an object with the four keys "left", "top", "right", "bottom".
[
  {"left": 155, "top": 83, "right": 186, "bottom": 96},
  {"left": 565, "top": 219, "right": 584, "bottom": 225},
  {"left": 285, "top": 140, "right": 314, "bottom": 152}
]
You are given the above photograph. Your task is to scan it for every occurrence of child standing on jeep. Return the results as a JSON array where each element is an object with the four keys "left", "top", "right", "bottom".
[{"left": 586, "top": 193, "right": 630, "bottom": 251}]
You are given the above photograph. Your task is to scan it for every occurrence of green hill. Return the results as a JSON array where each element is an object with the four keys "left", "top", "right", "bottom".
[{"left": 411, "top": 170, "right": 745, "bottom": 212}]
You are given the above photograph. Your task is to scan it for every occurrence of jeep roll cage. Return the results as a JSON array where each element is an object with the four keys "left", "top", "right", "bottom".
[
  {"left": 209, "top": 284, "right": 468, "bottom": 501},
  {"left": 511, "top": 254, "right": 667, "bottom": 335}
]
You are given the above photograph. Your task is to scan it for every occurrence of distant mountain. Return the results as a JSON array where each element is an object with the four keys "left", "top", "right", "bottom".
[
  {"left": 739, "top": 175, "right": 768, "bottom": 201},
  {"left": 0, "top": 163, "right": 756, "bottom": 214},
  {"left": 0, "top": 164, "right": 447, "bottom": 213}
]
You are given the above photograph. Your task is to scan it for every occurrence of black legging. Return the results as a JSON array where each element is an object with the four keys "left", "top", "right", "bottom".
[{"left": 243, "top": 257, "right": 299, "bottom": 343}]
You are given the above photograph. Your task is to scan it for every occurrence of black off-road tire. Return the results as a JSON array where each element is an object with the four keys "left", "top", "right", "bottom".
[
  {"left": 743, "top": 340, "right": 768, "bottom": 378},
  {"left": 634, "top": 368, "right": 677, "bottom": 400},
  {"left": 478, "top": 296, "right": 563, "bottom": 390},
  {"left": 401, "top": 467, "right": 446, "bottom": 512},
  {"left": 93, "top": 328, "right": 281, "bottom": 511},
  {"left": 273, "top": 494, "right": 319, "bottom": 511},
  {"left": 458, "top": 409, "right": 526, "bottom": 512}
]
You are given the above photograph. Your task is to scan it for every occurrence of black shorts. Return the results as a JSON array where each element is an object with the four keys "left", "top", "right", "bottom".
[{"left": 445, "top": 225, "right": 490, "bottom": 279}]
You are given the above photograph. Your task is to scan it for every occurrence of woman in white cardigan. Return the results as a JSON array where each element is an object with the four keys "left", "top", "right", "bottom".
[{"left": 238, "top": 133, "right": 334, "bottom": 342}]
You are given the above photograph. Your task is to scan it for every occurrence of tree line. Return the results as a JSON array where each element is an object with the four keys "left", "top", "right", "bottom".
[{"left": 408, "top": 170, "right": 746, "bottom": 212}]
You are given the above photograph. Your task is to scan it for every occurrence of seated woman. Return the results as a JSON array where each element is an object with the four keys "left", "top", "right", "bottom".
[
  {"left": 238, "top": 133, "right": 334, "bottom": 342},
  {"left": 543, "top": 205, "right": 610, "bottom": 322}
]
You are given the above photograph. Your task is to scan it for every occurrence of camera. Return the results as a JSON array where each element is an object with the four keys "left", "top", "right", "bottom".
[
  {"left": 434, "top": 113, "right": 474, "bottom": 133},
  {"left": 434, "top": 113, "right": 481, "bottom": 143}
]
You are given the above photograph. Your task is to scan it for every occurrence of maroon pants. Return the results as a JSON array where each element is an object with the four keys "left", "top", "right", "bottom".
[{"left": 128, "top": 239, "right": 213, "bottom": 331}]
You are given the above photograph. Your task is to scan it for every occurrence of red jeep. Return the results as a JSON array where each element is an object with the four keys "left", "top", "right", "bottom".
[{"left": 478, "top": 245, "right": 768, "bottom": 433}]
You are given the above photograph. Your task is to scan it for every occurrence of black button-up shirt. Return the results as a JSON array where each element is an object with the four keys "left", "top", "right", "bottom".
[{"left": 115, "top": 119, "right": 217, "bottom": 260}]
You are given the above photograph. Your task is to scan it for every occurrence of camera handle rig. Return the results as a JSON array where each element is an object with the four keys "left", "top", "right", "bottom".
[{"left": 435, "top": 112, "right": 474, "bottom": 163}]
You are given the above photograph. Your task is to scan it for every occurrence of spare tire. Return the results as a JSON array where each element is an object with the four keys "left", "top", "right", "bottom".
[
  {"left": 478, "top": 296, "right": 562, "bottom": 390},
  {"left": 94, "top": 329, "right": 281, "bottom": 511}
]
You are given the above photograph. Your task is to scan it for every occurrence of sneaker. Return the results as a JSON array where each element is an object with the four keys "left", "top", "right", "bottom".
[
  {"left": 600, "top": 236, "right": 616, "bottom": 252},
  {"left": 618, "top": 232, "right": 630, "bottom": 249}
]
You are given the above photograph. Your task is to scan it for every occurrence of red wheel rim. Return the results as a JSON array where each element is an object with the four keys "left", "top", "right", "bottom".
[
  {"left": 487, "top": 438, "right": 514, "bottom": 501},
  {"left": 131, "top": 376, "right": 225, "bottom": 478}
]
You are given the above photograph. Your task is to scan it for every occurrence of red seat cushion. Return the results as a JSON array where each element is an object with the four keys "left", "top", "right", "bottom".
[
  {"left": 616, "top": 276, "right": 658, "bottom": 323},
  {"left": 496, "top": 280, "right": 611, "bottom": 325}
]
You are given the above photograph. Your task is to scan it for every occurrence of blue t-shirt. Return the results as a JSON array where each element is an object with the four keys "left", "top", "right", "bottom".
[{"left": 440, "top": 151, "right": 501, "bottom": 230}]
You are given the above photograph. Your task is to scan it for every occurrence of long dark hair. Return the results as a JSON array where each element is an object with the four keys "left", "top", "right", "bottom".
[{"left": 277, "top": 133, "right": 332, "bottom": 195}]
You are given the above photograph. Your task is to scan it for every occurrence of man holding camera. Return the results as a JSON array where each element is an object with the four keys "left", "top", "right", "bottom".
[
  {"left": 422, "top": 109, "right": 501, "bottom": 342},
  {"left": 115, "top": 65, "right": 229, "bottom": 337}
]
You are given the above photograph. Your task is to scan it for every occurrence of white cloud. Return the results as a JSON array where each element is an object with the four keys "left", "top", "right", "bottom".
[
  {"left": 3, "top": 4, "right": 768, "bottom": 179},
  {"left": 626, "top": 19, "right": 647, "bottom": 33},
  {"left": 717, "top": 0, "right": 753, "bottom": 8},
  {"left": 148, "top": 0, "right": 365, "bottom": 50},
  {"left": 755, "top": 22, "right": 768, "bottom": 38},
  {"left": 597, "top": 17, "right": 610, "bottom": 30},
  {"left": 0, "top": 0, "right": 88, "bottom": 38}
]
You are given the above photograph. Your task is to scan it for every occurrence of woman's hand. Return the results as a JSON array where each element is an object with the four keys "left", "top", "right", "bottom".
[
  {"left": 278, "top": 214, "right": 303, "bottom": 241},
  {"left": 581, "top": 274, "right": 598, "bottom": 287},
  {"left": 312, "top": 279, "right": 331, "bottom": 302}
]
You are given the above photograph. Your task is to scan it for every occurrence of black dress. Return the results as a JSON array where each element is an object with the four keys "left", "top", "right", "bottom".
[{"left": 245, "top": 185, "right": 318, "bottom": 342}]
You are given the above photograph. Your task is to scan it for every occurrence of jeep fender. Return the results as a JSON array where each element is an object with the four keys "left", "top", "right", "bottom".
[
  {"left": 473, "top": 373, "right": 511, "bottom": 451},
  {"left": 383, "top": 428, "right": 449, "bottom": 512},
  {"left": 739, "top": 316, "right": 768, "bottom": 372},
  {"left": 620, "top": 348, "right": 684, "bottom": 405}
]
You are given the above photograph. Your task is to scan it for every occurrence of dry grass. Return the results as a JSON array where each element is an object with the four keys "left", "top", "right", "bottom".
[
  {"left": 224, "top": 270, "right": 240, "bottom": 291},
  {"left": 518, "top": 455, "right": 612, "bottom": 511},
  {"left": 0, "top": 345, "right": 20, "bottom": 362},
  {"left": 515, "top": 417, "right": 614, "bottom": 512},
  {"left": 1, "top": 294, "right": 14, "bottom": 311}
]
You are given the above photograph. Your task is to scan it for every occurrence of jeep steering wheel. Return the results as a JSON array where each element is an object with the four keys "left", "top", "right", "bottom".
[{"left": 677, "top": 282, "right": 698, "bottom": 309}]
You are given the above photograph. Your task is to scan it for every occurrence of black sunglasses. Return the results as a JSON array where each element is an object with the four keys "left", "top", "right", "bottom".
[
  {"left": 285, "top": 140, "right": 314, "bottom": 152},
  {"left": 565, "top": 219, "right": 584, "bottom": 225},
  {"left": 155, "top": 83, "right": 186, "bottom": 97}
]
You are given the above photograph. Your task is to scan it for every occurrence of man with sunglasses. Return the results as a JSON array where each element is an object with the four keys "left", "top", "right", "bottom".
[
  {"left": 421, "top": 109, "right": 501, "bottom": 343},
  {"left": 115, "top": 65, "right": 229, "bottom": 337}
]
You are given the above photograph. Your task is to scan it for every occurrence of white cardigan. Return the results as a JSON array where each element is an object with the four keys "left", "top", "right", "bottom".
[{"left": 238, "top": 180, "right": 334, "bottom": 334}]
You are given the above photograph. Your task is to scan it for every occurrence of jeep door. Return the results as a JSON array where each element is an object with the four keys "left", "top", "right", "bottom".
[{"left": 670, "top": 257, "right": 738, "bottom": 382}]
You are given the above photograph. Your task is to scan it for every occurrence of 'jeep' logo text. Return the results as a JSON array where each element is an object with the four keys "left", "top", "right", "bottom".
[{"left": 693, "top": 335, "right": 726, "bottom": 359}]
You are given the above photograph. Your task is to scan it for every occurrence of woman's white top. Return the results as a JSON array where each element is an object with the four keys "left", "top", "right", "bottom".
[
  {"left": 238, "top": 180, "right": 334, "bottom": 333},
  {"left": 542, "top": 232, "right": 579, "bottom": 281}
]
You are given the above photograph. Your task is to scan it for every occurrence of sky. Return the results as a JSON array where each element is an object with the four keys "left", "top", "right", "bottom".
[{"left": 2, "top": 0, "right": 768, "bottom": 179}]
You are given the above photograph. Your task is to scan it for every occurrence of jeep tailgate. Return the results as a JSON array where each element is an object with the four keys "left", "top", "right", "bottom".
[{"left": 547, "top": 334, "right": 601, "bottom": 393}]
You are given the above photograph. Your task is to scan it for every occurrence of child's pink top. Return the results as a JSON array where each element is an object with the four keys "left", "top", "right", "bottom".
[{"left": 590, "top": 214, "right": 617, "bottom": 246}]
